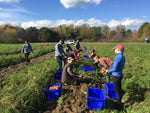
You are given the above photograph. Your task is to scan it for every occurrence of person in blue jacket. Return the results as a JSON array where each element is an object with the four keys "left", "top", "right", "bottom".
[
  {"left": 106, "top": 45, "right": 125, "bottom": 109},
  {"left": 21, "top": 40, "right": 33, "bottom": 66}
]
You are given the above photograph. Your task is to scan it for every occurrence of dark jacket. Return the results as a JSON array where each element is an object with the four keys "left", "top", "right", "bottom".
[{"left": 61, "top": 63, "right": 79, "bottom": 83}]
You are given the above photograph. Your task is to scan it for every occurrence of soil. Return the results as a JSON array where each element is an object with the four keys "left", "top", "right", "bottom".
[{"left": 39, "top": 82, "right": 103, "bottom": 113}]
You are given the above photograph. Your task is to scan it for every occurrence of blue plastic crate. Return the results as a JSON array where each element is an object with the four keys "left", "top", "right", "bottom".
[
  {"left": 54, "top": 71, "right": 63, "bottom": 80},
  {"left": 87, "top": 88, "right": 105, "bottom": 110},
  {"left": 79, "top": 49, "right": 83, "bottom": 51},
  {"left": 104, "top": 83, "right": 117, "bottom": 99},
  {"left": 83, "top": 55, "right": 89, "bottom": 59},
  {"left": 82, "top": 66, "right": 94, "bottom": 72},
  {"left": 45, "top": 83, "right": 62, "bottom": 101},
  {"left": 84, "top": 46, "right": 87, "bottom": 50}
]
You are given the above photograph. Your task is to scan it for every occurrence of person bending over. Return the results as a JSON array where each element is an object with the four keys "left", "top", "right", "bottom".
[{"left": 94, "top": 56, "right": 113, "bottom": 83}]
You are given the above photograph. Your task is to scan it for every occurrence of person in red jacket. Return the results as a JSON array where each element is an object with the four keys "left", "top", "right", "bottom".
[{"left": 94, "top": 56, "right": 113, "bottom": 83}]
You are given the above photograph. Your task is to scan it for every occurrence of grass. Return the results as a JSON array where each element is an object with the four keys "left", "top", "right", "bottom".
[
  {"left": 0, "top": 43, "right": 150, "bottom": 113},
  {"left": 0, "top": 57, "right": 59, "bottom": 113},
  {"left": 0, "top": 43, "right": 55, "bottom": 69},
  {"left": 0, "top": 43, "right": 52, "bottom": 55},
  {"left": 81, "top": 43, "right": 150, "bottom": 113}
]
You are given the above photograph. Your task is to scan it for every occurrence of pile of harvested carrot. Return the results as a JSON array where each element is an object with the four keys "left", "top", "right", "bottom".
[
  {"left": 100, "top": 68, "right": 105, "bottom": 74},
  {"left": 49, "top": 86, "right": 59, "bottom": 90}
]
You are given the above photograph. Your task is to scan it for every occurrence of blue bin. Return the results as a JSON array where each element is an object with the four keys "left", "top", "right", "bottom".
[
  {"left": 79, "top": 49, "right": 83, "bottom": 51},
  {"left": 54, "top": 71, "right": 63, "bottom": 80},
  {"left": 82, "top": 66, "right": 94, "bottom": 75},
  {"left": 83, "top": 55, "right": 89, "bottom": 59},
  {"left": 145, "top": 38, "right": 149, "bottom": 43},
  {"left": 84, "top": 46, "right": 87, "bottom": 50},
  {"left": 82, "top": 66, "right": 94, "bottom": 72},
  {"left": 45, "top": 83, "right": 62, "bottom": 101},
  {"left": 87, "top": 88, "right": 106, "bottom": 110},
  {"left": 104, "top": 83, "right": 117, "bottom": 99}
]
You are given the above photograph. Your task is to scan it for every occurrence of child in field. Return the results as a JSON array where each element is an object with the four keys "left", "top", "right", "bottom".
[
  {"left": 21, "top": 40, "right": 33, "bottom": 66},
  {"left": 106, "top": 45, "right": 125, "bottom": 110},
  {"left": 93, "top": 56, "right": 113, "bottom": 83}
]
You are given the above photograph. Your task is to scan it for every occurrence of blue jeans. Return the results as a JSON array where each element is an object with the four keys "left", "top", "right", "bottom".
[
  {"left": 106, "top": 64, "right": 113, "bottom": 83},
  {"left": 56, "top": 56, "right": 64, "bottom": 71}
]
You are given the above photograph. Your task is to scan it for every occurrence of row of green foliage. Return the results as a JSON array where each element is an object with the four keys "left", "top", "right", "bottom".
[
  {"left": 0, "top": 43, "right": 149, "bottom": 113},
  {"left": 0, "top": 57, "right": 59, "bottom": 113},
  {"left": 0, "top": 44, "right": 55, "bottom": 69},
  {"left": 0, "top": 43, "right": 52, "bottom": 55},
  {"left": 0, "top": 49, "right": 103, "bottom": 113},
  {"left": 81, "top": 43, "right": 150, "bottom": 113}
]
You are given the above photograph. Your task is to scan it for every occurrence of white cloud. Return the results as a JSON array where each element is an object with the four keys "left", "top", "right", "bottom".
[
  {"left": 87, "top": 18, "right": 106, "bottom": 27},
  {"left": 21, "top": 20, "right": 53, "bottom": 29},
  {"left": 21, "top": 18, "right": 106, "bottom": 29},
  {"left": 1, "top": 18, "right": 146, "bottom": 30},
  {"left": 60, "top": 0, "right": 102, "bottom": 8},
  {"left": 0, "top": 0, "right": 19, "bottom": 3},
  {"left": 108, "top": 19, "right": 120, "bottom": 28},
  {"left": 140, "top": 16, "right": 147, "bottom": 19},
  {"left": 108, "top": 18, "right": 145, "bottom": 28}
]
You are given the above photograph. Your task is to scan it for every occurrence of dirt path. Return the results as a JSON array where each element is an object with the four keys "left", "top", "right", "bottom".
[
  {"left": 39, "top": 83, "right": 103, "bottom": 113},
  {"left": 0, "top": 51, "right": 55, "bottom": 87},
  {"left": 39, "top": 75, "right": 105, "bottom": 113}
]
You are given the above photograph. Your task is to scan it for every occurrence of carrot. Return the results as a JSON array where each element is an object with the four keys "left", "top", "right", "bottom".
[
  {"left": 100, "top": 68, "right": 105, "bottom": 74},
  {"left": 49, "top": 85, "right": 59, "bottom": 90}
]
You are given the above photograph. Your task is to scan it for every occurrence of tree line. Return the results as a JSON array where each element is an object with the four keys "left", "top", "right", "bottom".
[{"left": 0, "top": 22, "right": 150, "bottom": 43}]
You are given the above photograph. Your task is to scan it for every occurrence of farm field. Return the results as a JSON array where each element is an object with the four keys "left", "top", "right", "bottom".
[
  {"left": 0, "top": 43, "right": 55, "bottom": 69},
  {"left": 0, "top": 43, "right": 150, "bottom": 113}
]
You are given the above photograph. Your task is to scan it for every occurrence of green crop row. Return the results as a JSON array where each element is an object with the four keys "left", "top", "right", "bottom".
[
  {"left": 0, "top": 57, "right": 59, "bottom": 113},
  {"left": 0, "top": 44, "right": 55, "bottom": 69},
  {"left": 81, "top": 43, "right": 150, "bottom": 113},
  {"left": 0, "top": 43, "right": 149, "bottom": 113},
  {"left": 0, "top": 43, "right": 53, "bottom": 55},
  {"left": 0, "top": 50, "right": 102, "bottom": 113}
]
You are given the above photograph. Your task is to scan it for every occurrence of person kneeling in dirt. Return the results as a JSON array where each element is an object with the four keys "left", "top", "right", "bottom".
[
  {"left": 93, "top": 56, "right": 113, "bottom": 83},
  {"left": 61, "top": 57, "right": 82, "bottom": 86}
]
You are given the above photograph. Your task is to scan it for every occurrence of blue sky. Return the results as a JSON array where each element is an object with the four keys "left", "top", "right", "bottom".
[{"left": 0, "top": 0, "right": 149, "bottom": 30}]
